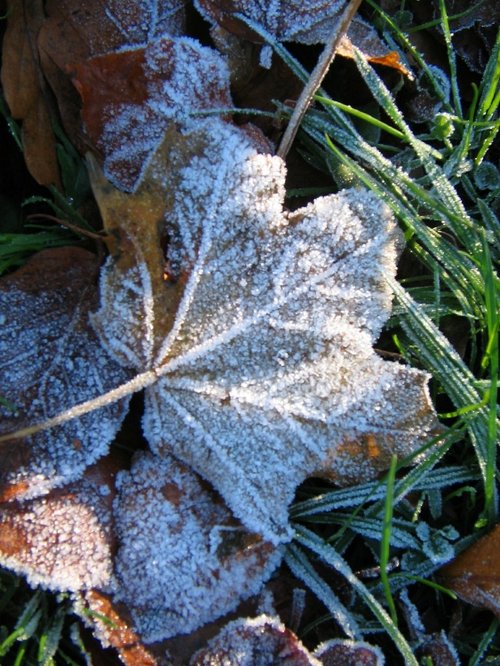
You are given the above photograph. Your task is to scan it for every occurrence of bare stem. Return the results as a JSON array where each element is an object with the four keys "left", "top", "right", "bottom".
[{"left": 277, "top": 0, "right": 363, "bottom": 159}]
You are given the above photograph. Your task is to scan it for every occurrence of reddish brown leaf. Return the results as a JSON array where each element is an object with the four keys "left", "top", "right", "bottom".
[
  {"left": 72, "top": 38, "right": 233, "bottom": 190},
  {"left": 0, "top": 454, "right": 119, "bottom": 591},
  {"left": 190, "top": 614, "right": 322, "bottom": 665},
  {"left": 438, "top": 524, "right": 500, "bottom": 617},
  {"left": 37, "top": 0, "right": 186, "bottom": 155}
]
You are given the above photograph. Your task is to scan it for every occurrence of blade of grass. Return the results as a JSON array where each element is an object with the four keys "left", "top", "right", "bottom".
[
  {"left": 380, "top": 455, "right": 398, "bottom": 625},
  {"left": 293, "top": 527, "right": 419, "bottom": 665}
]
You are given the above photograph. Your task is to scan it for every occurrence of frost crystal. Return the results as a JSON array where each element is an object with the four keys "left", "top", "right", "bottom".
[
  {"left": 112, "top": 452, "right": 281, "bottom": 642},
  {"left": 91, "top": 117, "right": 438, "bottom": 544},
  {"left": 0, "top": 249, "right": 131, "bottom": 501},
  {"left": 194, "top": 0, "right": 347, "bottom": 44}
]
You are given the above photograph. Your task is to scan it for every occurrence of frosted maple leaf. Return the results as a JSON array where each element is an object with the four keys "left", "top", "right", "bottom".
[
  {"left": 0, "top": 115, "right": 439, "bottom": 650},
  {"left": 88, "top": 116, "right": 438, "bottom": 544}
]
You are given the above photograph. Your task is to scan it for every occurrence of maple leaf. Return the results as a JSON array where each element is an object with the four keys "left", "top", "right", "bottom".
[
  {"left": 0, "top": 114, "right": 439, "bottom": 651},
  {"left": 87, "top": 116, "right": 438, "bottom": 544}
]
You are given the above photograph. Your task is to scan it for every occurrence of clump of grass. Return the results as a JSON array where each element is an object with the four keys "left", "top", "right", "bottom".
[{"left": 272, "top": 1, "right": 498, "bottom": 660}]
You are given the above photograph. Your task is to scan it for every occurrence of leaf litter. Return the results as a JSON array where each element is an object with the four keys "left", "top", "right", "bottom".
[{"left": 0, "top": 1, "right": 443, "bottom": 662}]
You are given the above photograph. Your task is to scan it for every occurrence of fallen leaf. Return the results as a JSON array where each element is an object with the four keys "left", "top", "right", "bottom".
[
  {"left": 313, "top": 638, "right": 385, "bottom": 665},
  {"left": 0, "top": 0, "right": 61, "bottom": 186},
  {"left": 37, "top": 0, "right": 186, "bottom": 155},
  {"left": 0, "top": 454, "right": 118, "bottom": 591},
  {"left": 194, "top": 0, "right": 411, "bottom": 74},
  {"left": 190, "top": 614, "right": 322, "bottom": 665},
  {"left": 88, "top": 116, "right": 438, "bottom": 543},
  {"left": 0, "top": 248, "right": 132, "bottom": 502},
  {"left": 194, "top": 0, "right": 349, "bottom": 45},
  {"left": 111, "top": 452, "right": 280, "bottom": 642},
  {"left": 438, "top": 524, "right": 500, "bottom": 617},
  {"left": 72, "top": 38, "right": 233, "bottom": 190}
]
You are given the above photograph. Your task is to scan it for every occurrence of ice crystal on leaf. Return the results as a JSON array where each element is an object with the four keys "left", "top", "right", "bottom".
[
  {"left": 0, "top": 248, "right": 132, "bottom": 502},
  {"left": 194, "top": 0, "right": 348, "bottom": 45},
  {"left": 112, "top": 452, "right": 281, "bottom": 642},
  {"left": 89, "top": 116, "right": 438, "bottom": 544}
]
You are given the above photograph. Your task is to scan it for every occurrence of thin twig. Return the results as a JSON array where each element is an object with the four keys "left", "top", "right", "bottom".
[
  {"left": 277, "top": 0, "right": 363, "bottom": 159},
  {"left": 26, "top": 214, "right": 106, "bottom": 241}
]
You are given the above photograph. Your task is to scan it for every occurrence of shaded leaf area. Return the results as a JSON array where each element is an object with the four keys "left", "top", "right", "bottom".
[
  {"left": 195, "top": 0, "right": 410, "bottom": 74},
  {"left": 0, "top": 248, "right": 132, "bottom": 502}
]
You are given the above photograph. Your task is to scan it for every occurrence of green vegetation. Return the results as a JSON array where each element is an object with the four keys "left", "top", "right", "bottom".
[{"left": 0, "top": 1, "right": 498, "bottom": 663}]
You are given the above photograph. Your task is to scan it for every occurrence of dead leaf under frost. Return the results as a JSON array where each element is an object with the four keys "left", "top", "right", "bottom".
[
  {"left": 438, "top": 523, "right": 500, "bottom": 617},
  {"left": 313, "top": 638, "right": 385, "bottom": 665},
  {"left": 88, "top": 116, "right": 439, "bottom": 544},
  {"left": 110, "top": 452, "right": 281, "bottom": 642},
  {"left": 0, "top": 454, "right": 118, "bottom": 591},
  {"left": 36, "top": 0, "right": 186, "bottom": 154},
  {"left": 190, "top": 614, "right": 322, "bottom": 665},
  {"left": 0, "top": 248, "right": 132, "bottom": 502},
  {"left": 194, "top": 0, "right": 410, "bottom": 75},
  {"left": 72, "top": 37, "right": 232, "bottom": 191}
]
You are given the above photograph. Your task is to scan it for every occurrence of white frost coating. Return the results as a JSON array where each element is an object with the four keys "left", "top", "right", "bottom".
[
  {"left": 103, "top": 0, "right": 185, "bottom": 49},
  {"left": 190, "top": 614, "right": 323, "bottom": 665},
  {"left": 92, "top": 116, "right": 439, "bottom": 544},
  {"left": 313, "top": 638, "right": 385, "bottom": 664},
  {"left": 0, "top": 477, "right": 113, "bottom": 591},
  {"left": 99, "top": 38, "right": 231, "bottom": 190},
  {"left": 112, "top": 453, "right": 282, "bottom": 642},
  {"left": 194, "top": 0, "right": 347, "bottom": 44},
  {"left": 0, "top": 255, "right": 132, "bottom": 501}
]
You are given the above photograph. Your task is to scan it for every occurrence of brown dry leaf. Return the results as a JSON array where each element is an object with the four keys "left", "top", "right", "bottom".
[
  {"left": 438, "top": 524, "right": 500, "bottom": 617},
  {"left": 0, "top": 0, "right": 60, "bottom": 186},
  {"left": 37, "top": 0, "right": 186, "bottom": 154},
  {"left": 0, "top": 454, "right": 118, "bottom": 591},
  {"left": 194, "top": 0, "right": 410, "bottom": 74},
  {"left": 190, "top": 614, "right": 322, "bottom": 665},
  {"left": 0, "top": 248, "right": 132, "bottom": 502},
  {"left": 313, "top": 638, "right": 385, "bottom": 665}
]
